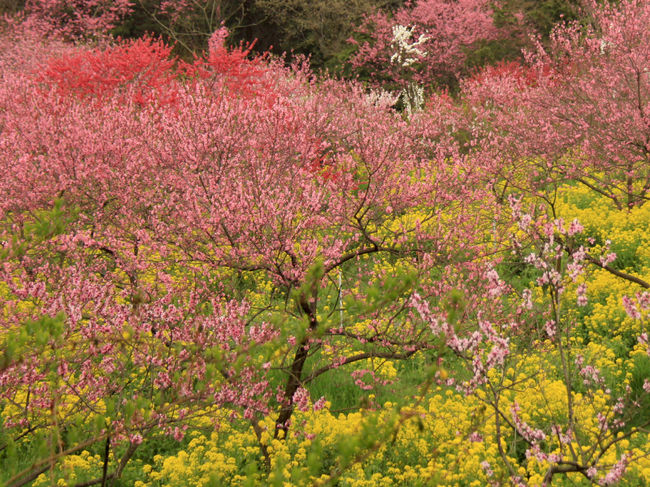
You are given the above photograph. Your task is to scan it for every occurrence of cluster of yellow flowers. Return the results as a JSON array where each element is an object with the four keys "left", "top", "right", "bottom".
[
  {"left": 44, "top": 384, "right": 647, "bottom": 486},
  {"left": 33, "top": 450, "right": 105, "bottom": 487}
]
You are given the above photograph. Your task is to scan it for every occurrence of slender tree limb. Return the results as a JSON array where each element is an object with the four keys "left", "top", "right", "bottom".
[{"left": 304, "top": 349, "right": 419, "bottom": 384}]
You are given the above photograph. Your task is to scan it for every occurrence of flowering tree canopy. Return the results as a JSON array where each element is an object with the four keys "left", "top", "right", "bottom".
[{"left": 461, "top": 0, "right": 650, "bottom": 209}]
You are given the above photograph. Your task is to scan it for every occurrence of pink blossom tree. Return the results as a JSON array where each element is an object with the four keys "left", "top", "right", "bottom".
[
  {"left": 0, "top": 27, "right": 498, "bottom": 483},
  {"left": 19, "top": 0, "right": 133, "bottom": 39},
  {"left": 138, "top": 60, "right": 498, "bottom": 435},
  {"left": 460, "top": 0, "right": 650, "bottom": 209},
  {"left": 414, "top": 199, "right": 650, "bottom": 485},
  {"left": 0, "top": 36, "right": 283, "bottom": 484}
]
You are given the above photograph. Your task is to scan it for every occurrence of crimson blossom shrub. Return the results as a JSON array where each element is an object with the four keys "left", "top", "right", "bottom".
[{"left": 37, "top": 26, "right": 269, "bottom": 105}]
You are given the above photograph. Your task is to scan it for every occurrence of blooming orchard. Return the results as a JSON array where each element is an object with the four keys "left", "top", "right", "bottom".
[{"left": 1, "top": 1, "right": 650, "bottom": 486}]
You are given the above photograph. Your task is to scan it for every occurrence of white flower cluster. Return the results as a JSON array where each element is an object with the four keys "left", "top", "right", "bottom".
[
  {"left": 390, "top": 25, "right": 429, "bottom": 67},
  {"left": 599, "top": 39, "right": 609, "bottom": 55}
]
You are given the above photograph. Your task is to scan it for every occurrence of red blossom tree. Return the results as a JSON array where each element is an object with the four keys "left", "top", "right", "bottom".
[{"left": 37, "top": 26, "right": 270, "bottom": 105}]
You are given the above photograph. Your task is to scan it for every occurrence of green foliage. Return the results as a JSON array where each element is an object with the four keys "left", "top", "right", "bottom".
[
  {"left": 493, "top": 0, "right": 581, "bottom": 38},
  {"left": 1, "top": 312, "right": 66, "bottom": 370},
  {"left": 629, "top": 352, "right": 650, "bottom": 426},
  {"left": 2, "top": 198, "right": 78, "bottom": 261},
  {"left": 464, "top": 38, "right": 523, "bottom": 70},
  {"left": 343, "top": 267, "right": 416, "bottom": 317},
  {"left": 464, "top": 0, "right": 582, "bottom": 73}
]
